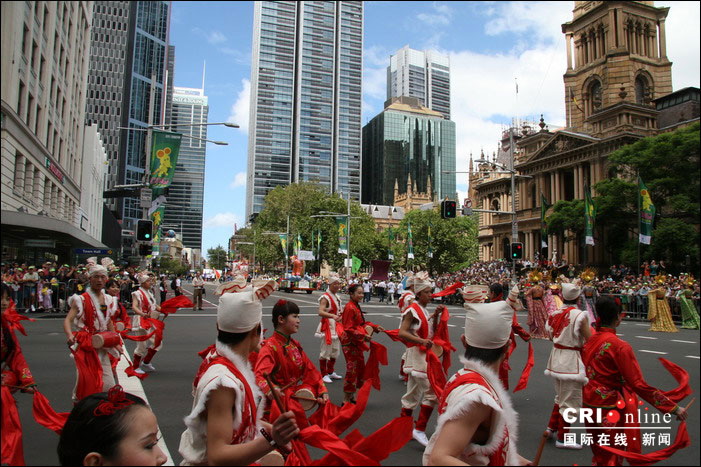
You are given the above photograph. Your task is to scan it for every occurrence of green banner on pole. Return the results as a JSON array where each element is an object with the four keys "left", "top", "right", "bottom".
[
  {"left": 149, "top": 130, "right": 182, "bottom": 189},
  {"left": 151, "top": 206, "right": 165, "bottom": 231},
  {"left": 336, "top": 217, "right": 348, "bottom": 254},
  {"left": 427, "top": 220, "right": 433, "bottom": 258},
  {"left": 540, "top": 193, "right": 551, "bottom": 248},
  {"left": 638, "top": 176, "right": 655, "bottom": 245},
  {"left": 352, "top": 255, "right": 362, "bottom": 274},
  {"left": 584, "top": 186, "right": 596, "bottom": 246},
  {"left": 407, "top": 221, "right": 414, "bottom": 260},
  {"left": 295, "top": 234, "right": 302, "bottom": 254},
  {"left": 279, "top": 234, "right": 288, "bottom": 254}
]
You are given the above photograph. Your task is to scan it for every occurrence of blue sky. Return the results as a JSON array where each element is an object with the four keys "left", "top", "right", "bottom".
[{"left": 168, "top": 1, "right": 700, "bottom": 256}]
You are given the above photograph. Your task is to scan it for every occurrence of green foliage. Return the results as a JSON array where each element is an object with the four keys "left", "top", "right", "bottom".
[
  {"left": 158, "top": 257, "right": 188, "bottom": 276},
  {"left": 392, "top": 209, "right": 479, "bottom": 274},
  {"left": 207, "top": 245, "right": 228, "bottom": 270}
]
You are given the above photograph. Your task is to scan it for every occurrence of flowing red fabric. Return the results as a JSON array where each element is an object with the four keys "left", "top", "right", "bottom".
[
  {"left": 159, "top": 295, "right": 194, "bottom": 315},
  {"left": 308, "top": 399, "right": 341, "bottom": 428},
  {"left": 320, "top": 318, "right": 332, "bottom": 345},
  {"left": 432, "top": 281, "right": 464, "bottom": 298},
  {"left": 433, "top": 306, "right": 455, "bottom": 373},
  {"left": 119, "top": 330, "right": 156, "bottom": 342},
  {"left": 32, "top": 390, "right": 69, "bottom": 435},
  {"left": 426, "top": 349, "right": 447, "bottom": 400},
  {"left": 327, "top": 380, "right": 373, "bottom": 435},
  {"left": 300, "top": 426, "right": 378, "bottom": 466},
  {"left": 657, "top": 358, "right": 692, "bottom": 400},
  {"left": 1, "top": 385, "right": 24, "bottom": 466},
  {"left": 599, "top": 422, "right": 690, "bottom": 465},
  {"left": 71, "top": 332, "right": 103, "bottom": 400},
  {"left": 513, "top": 341, "right": 534, "bottom": 392},
  {"left": 362, "top": 341, "right": 387, "bottom": 390},
  {"left": 2, "top": 301, "right": 34, "bottom": 336},
  {"left": 124, "top": 364, "right": 149, "bottom": 380},
  {"left": 141, "top": 316, "right": 166, "bottom": 348}
]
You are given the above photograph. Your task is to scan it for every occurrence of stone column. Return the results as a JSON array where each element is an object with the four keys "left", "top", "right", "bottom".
[
  {"left": 554, "top": 171, "right": 561, "bottom": 202},
  {"left": 658, "top": 19, "right": 667, "bottom": 59},
  {"left": 566, "top": 33, "right": 573, "bottom": 69}
]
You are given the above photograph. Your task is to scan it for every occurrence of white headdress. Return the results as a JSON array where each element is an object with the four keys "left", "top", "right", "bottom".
[
  {"left": 562, "top": 282, "right": 582, "bottom": 301},
  {"left": 216, "top": 274, "right": 248, "bottom": 295},
  {"left": 217, "top": 280, "right": 277, "bottom": 333},
  {"left": 506, "top": 284, "right": 523, "bottom": 311},
  {"left": 86, "top": 257, "right": 108, "bottom": 277},
  {"left": 137, "top": 272, "right": 152, "bottom": 285},
  {"left": 413, "top": 271, "right": 432, "bottom": 294},
  {"left": 464, "top": 301, "right": 514, "bottom": 349},
  {"left": 462, "top": 285, "right": 489, "bottom": 304},
  {"left": 328, "top": 273, "right": 342, "bottom": 285}
]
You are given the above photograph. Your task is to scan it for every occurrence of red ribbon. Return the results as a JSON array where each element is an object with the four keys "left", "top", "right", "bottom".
[
  {"left": 300, "top": 426, "right": 379, "bottom": 466},
  {"left": 362, "top": 341, "right": 388, "bottom": 390},
  {"left": 1, "top": 301, "right": 34, "bottom": 336},
  {"left": 599, "top": 421, "right": 690, "bottom": 465},
  {"left": 320, "top": 318, "right": 332, "bottom": 345},
  {"left": 432, "top": 281, "right": 464, "bottom": 298},
  {"left": 327, "top": 380, "right": 373, "bottom": 435},
  {"left": 159, "top": 295, "right": 194, "bottom": 315},
  {"left": 32, "top": 390, "right": 69, "bottom": 434},
  {"left": 1, "top": 385, "right": 24, "bottom": 466},
  {"left": 513, "top": 341, "right": 534, "bottom": 392},
  {"left": 426, "top": 349, "right": 447, "bottom": 400},
  {"left": 71, "top": 332, "right": 103, "bottom": 400}
]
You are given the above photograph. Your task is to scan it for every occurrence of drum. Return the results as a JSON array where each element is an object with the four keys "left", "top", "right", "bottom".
[
  {"left": 92, "top": 331, "right": 121, "bottom": 349},
  {"left": 150, "top": 310, "right": 161, "bottom": 320},
  {"left": 364, "top": 325, "right": 374, "bottom": 339},
  {"left": 431, "top": 343, "right": 444, "bottom": 358},
  {"left": 115, "top": 322, "right": 126, "bottom": 332},
  {"left": 293, "top": 388, "right": 318, "bottom": 412},
  {"left": 260, "top": 450, "right": 284, "bottom": 466}
]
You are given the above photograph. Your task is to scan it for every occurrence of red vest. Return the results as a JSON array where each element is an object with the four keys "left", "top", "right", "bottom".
[{"left": 407, "top": 302, "right": 430, "bottom": 339}]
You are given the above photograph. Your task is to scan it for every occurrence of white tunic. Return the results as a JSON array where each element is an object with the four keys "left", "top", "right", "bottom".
[
  {"left": 314, "top": 291, "right": 342, "bottom": 340},
  {"left": 544, "top": 305, "right": 590, "bottom": 383},
  {"left": 131, "top": 287, "right": 157, "bottom": 331}
]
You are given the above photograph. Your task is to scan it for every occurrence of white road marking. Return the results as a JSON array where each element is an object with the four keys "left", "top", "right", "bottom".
[
  {"left": 117, "top": 353, "right": 174, "bottom": 466},
  {"left": 639, "top": 350, "right": 667, "bottom": 355},
  {"left": 447, "top": 324, "right": 456, "bottom": 328},
  {"left": 685, "top": 355, "right": 700, "bottom": 359},
  {"left": 671, "top": 339, "right": 697, "bottom": 344},
  {"left": 635, "top": 323, "right": 650, "bottom": 326},
  {"left": 635, "top": 335, "right": 657, "bottom": 340}
]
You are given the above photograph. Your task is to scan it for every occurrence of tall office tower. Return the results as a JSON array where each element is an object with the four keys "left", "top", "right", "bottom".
[
  {"left": 164, "top": 45, "right": 176, "bottom": 129},
  {"left": 85, "top": 1, "right": 134, "bottom": 213},
  {"left": 164, "top": 86, "right": 209, "bottom": 251},
  {"left": 387, "top": 46, "right": 451, "bottom": 119},
  {"left": 361, "top": 97, "right": 456, "bottom": 207},
  {"left": 1, "top": 2, "right": 106, "bottom": 263},
  {"left": 246, "top": 1, "right": 363, "bottom": 219}
]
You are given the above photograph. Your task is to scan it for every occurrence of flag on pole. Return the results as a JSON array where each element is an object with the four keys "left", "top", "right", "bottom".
[
  {"left": 584, "top": 185, "right": 596, "bottom": 246},
  {"left": 638, "top": 176, "right": 655, "bottom": 245},
  {"left": 388, "top": 227, "right": 394, "bottom": 260},
  {"left": 407, "top": 221, "right": 414, "bottom": 260},
  {"left": 427, "top": 220, "right": 433, "bottom": 258},
  {"left": 352, "top": 255, "right": 362, "bottom": 274},
  {"left": 279, "top": 234, "right": 288, "bottom": 254},
  {"left": 317, "top": 229, "right": 322, "bottom": 257},
  {"left": 336, "top": 217, "right": 348, "bottom": 254},
  {"left": 540, "top": 193, "right": 551, "bottom": 248},
  {"left": 295, "top": 234, "right": 302, "bottom": 254}
]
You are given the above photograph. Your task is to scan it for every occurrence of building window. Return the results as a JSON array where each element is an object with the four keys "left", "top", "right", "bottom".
[{"left": 635, "top": 75, "right": 651, "bottom": 105}]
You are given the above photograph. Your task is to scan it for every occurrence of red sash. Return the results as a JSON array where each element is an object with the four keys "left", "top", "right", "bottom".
[
  {"left": 194, "top": 351, "right": 257, "bottom": 444},
  {"left": 72, "top": 293, "right": 104, "bottom": 400},
  {"left": 548, "top": 306, "right": 575, "bottom": 339},
  {"left": 438, "top": 371, "right": 510, "bottom": 466},
  {"left": 81, "top": 292, "right": 98, "bottom": 333},
  {"left": 407, "top": 302, "right": 429, "bottom": 339},
  {"left": 319, "top": 293, "right": 339, "bottom": 345}
]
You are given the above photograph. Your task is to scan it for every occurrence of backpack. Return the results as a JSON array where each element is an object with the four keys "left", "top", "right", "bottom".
[{"left": 171, "top": 278, "right": 178, "bottom": 291}]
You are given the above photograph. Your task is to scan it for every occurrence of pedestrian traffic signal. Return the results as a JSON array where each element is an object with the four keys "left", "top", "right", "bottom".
[
  {"left": 441, "top": 200, "right": 457, "bottom": 218},
  {"left": 139, "top": 243, "right": 153, "bottom": 256},
  {"left": 136, "top": 219, "right": 153, "bottom": 241},
  {"left": 511, "top": 242, "right": 523, "bottom": 259}
]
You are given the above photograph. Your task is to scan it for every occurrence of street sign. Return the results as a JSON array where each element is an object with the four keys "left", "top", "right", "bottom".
[
  {"left": 464, "top": 207, "right": 473, "bottom": 216},
  {"left": 74, "top": 248, "right": 113, "bottom": 255},
  {"left": 140, "top": 188, "right": 152, "bottom": 208},
  {"left": 465, "top": 198, "right": 473, "bottom": 208},
  {"left": 25, "top": 239, "right": 56, "bottom": 248}
]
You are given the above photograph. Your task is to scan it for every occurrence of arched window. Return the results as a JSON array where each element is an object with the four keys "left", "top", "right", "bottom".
[
  {"left": 586, "top": 79, "right": 603, "bottom": 116},
  {"left": 492, "top": 198, "right": 500, "bottom": 211},
  {"left": 635, "top": 75, "right": 650, "bottom": 104}
]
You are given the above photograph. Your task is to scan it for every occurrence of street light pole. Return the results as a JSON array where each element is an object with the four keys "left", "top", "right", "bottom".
[{"left": 509, "top": 126, "right": 518, "bottom": 285}]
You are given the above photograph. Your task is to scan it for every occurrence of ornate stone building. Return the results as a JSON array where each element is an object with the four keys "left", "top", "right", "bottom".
[{"left": 470, "top": 1, "right": 696, "bottom": 266}]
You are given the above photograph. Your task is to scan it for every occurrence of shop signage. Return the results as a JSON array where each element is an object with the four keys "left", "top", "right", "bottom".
[
  {"left": 24, "top": 239, "right": 56, "bottom": 248},
  {"left": 45, "top": 157, "right": 65, "bottom": 184}
]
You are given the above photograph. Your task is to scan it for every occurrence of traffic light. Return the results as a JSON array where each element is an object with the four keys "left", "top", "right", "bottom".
[
  {"left": 139, "top": 243, "right": 153, "bottom": 256},
  {"left": 511, "top": 242, "right": 523, "bottom": 259},
  {"left": 441, "top": 200, "right": 457, "bottom": 218},
  {"left": 136, "top": 219, "right": 153, "bottom": 241}
]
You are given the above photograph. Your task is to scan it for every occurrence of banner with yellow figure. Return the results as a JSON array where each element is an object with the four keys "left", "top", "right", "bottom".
[
  {"left": 638, "top": 176, "right": 655, "bottom": 245},
  {"left": 584, "top": 185, "right": 596, "bottom": 246},
  {"left": 336, "top": 217, "right": 348, "bottom": 254},
  {"left": 149, "top": 130, "right": 182, "bottom": 189}
]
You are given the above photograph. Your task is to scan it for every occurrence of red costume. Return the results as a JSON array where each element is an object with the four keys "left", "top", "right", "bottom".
[
  {"left": 582, "top": 327, "right": 681, "bottom": 466},
  {"left": 254, "top": 330, "right": 327, "bottom": 413},
  {"left": 340, "top": 300, "right": 377, "bottom": 394},
  {"left": 1, "top": 303, "right": 36, "bottom": 466}
]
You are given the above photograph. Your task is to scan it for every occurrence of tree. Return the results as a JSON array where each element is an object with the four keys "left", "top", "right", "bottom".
[
  {"left": 207, "top": 245, "right": 228, "bottom": 270},
  {"left": 158, "top": 257, "right": 188, "bottom": 276},
  {"left": 392, "top": 209, "right": 479, "bottom": 274}
]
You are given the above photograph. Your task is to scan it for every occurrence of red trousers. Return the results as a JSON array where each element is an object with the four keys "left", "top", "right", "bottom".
[
  {"left": 587, "top": 409, "right": 624, "bottom": 466},
  {"left": 341, "top": 344, "right": 365, "bottom": 393}
]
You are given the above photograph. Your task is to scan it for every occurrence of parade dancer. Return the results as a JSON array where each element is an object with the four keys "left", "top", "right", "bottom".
[
  {"left": 578, "top": 284, "right": 598, "bottom": 325},
  {"left": 255, "top": 299, "right": 329, "bottom": 418},
  {"left": 679, "top": 286, "right": 700, "bottom": 329},
  {"left": 525, "top": 285, "right": 550, "bottom": 339},
  {"left": 63, "top": 259, "right": 120, "bottom": 402},
  {"left": 544, "top": 281, "right": 592, "bottom": 449},
  {"left": 647, "top": 285, "right": 678, "bottom": 332},
  {"left": 423, "top": 295, "right": 530, "bottom": 466},
  {"left": 397, "top": 272, "right": 415, "bottom": 381},
  {"left": 131, "top": 273, "right": 162, "bottom": 375},
  {"left": 179, "top": 280, "right": 299, "bottom": 465},
  {"left": 315, "top": 274, "right": 343, "bottom": 383},
  {"left": 582, "top": 297, "right": 689, "bottom": 466},
  {"left": 340, "top": 284, "right": 384, "bottom": 405},
  {"left": 105, "top": 278, "right": 129, "bottom": 385},
  {"left": 1, "top": 283, "right": 37, "bottom": 466},
  {"left": 398, "top": 271, "right": 438, "bottom": 447}
]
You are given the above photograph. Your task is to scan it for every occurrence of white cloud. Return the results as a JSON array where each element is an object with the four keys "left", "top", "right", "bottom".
[
  {"left": 203, "top": 212, "right": 240, "bottom": 229},
  {"left": 228, "top": 79, "right": 250, "bottom": 133},
  {"left": 207, "top": 31, "right": 227, "bottom": 45},
  {"left": 417, "top": 2, "right": 453, "bottom": 27},
  {"left": 229, "top": 172, "right": 246, "bottom": 189},
  {"left": 483, "top": 1, "right": 571, "bottom": 46}
]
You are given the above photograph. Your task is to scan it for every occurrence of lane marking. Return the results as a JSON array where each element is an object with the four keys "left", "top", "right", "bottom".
[
  {"left": 635, "top": 336, "right": 657, "bottom": 340},
  {"left": 639, "top": 350, "right": 667, "bottom": 355},
  {"left": 170, "top": 312, "right": 406, "bottom": 318},
  {"left": 685, "top": 355, "right": 700, "bottom": 359},
  {"left": 447, "top": 324, "right": 456, "bottom": 328},
  {"left": 671, "top": 339, "right": 697, "bottom": 344},
  {"left": 635, "top": 323, "right": 650, "bottom": 327},
  {"left": 117, "top": 353, "right": 174, "bottom": 465}
]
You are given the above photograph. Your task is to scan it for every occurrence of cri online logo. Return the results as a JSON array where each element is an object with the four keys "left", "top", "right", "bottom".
[{"left": 563, "top": 398, "right": 673, "bottom": 425}]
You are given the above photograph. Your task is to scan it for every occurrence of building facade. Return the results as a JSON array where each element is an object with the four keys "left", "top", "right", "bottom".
[
  {"left": 81, "top": 124, "right": 108, "bottom": 242},
  {"left": 361, "top": 96, "right": 456, "bottom": 207},
  {"left": 1, "top": 1, "right": 106, "bottom": 264},
  {"left": 387, "top": 45, "right": 451, "bottom": 119},
  {"left": 471, "top": 1, "right": 693, "bottom": 266},
  {"left": 163, "top": 85, "right": 209, "bottom": 252},
  {"left": 246, "top": 1, "right": 363, "bottom": 219}
]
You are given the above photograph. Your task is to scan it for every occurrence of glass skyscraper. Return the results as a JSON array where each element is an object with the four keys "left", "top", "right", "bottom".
[
  {"left": 361, "top": 97, "right": 456, "bottom": 206},
  {"left": 387, "top": 46, "right": 451, "bottom": 119},
  {"left": 164, "top": 86, "right": 208, "bottom": 251},
  {"left": 246, "top": 1, "right": 363, "bottom": 219}
]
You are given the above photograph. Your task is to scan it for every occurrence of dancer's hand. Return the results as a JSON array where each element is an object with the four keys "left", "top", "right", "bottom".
[
  {"left": 271, "top": 411, "right": 299, "bottom": 446},
  {"left": 674, "top": 406, "right": 688, "bottom": 421}
]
